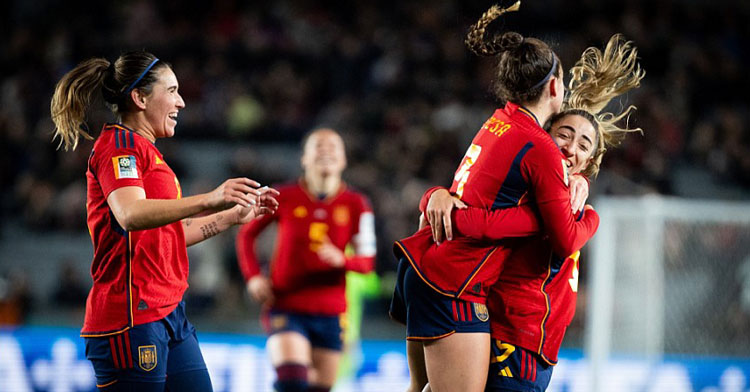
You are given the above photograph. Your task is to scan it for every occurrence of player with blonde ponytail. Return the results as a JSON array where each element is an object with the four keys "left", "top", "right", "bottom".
[{"left": 51, "top": 51, "right": 279, "bottom": 391}]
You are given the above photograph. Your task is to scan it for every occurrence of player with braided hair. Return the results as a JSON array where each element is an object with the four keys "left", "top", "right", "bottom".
[
  {"left": 389, "top": 3, "right": 601, "bottom": 391},
  {"left": 424, "top": 33, "right": 645, "bottom": 392}
]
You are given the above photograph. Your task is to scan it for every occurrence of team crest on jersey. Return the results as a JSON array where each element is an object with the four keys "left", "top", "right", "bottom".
[
  {"left": 293, "top": 206, "right": 308, "bottom": 218},
  {"left": 138, "top": 345, "right": 157, "bottom": 371},
  {"left": 113, "top": 155, "right": 138, "bottom": 179},
  {"left": 561, "top": 159, "right": 569, "bottom": 186},
  {"left": 474, "top": 303, "right": 489, "bottom": 322},
  {"left": 333, "top": 206, "right": 350, "bottom": 226}
]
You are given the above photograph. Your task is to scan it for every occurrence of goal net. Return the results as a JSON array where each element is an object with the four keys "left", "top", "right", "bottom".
[{"left": 584, "top": 195, "right": 750, "bottom": 391}]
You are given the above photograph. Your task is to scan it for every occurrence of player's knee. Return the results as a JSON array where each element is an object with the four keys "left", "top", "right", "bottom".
[{"left": 273, "top": 363, "right": 308, "bottom": 392}]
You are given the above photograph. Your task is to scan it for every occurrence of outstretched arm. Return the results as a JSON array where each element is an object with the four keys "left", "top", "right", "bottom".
[
  {"left": 107, "top": 177, "right": 263, "bottom": 231},
  {"left": 182, "top": 186, "right": 280, "bottom": 246}
]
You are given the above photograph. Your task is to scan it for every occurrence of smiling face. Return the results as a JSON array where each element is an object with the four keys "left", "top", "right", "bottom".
[
  {"left": 549, "top": 114, "right": 597, "bottom": 174},
  {"left": 142, "top": 67, "right": 185, "bottom": 139},
  {"left": 301, "top": 129, "right": 347, "bottom": 178}
]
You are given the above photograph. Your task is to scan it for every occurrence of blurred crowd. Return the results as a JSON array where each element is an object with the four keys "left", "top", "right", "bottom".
[{"left": 1, "top": 0, "right": 749, "bottom": 345}]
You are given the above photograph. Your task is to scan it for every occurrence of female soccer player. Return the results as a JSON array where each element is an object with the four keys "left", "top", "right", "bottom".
[
  {"left": 50, "top": 51, "right": 279, "bottom": 392},
  {"left": 424, "top": 34, "right": 644, "bottom": 391},
  {"left": 389, "top": 3, "right": 599, "bottom": 392},
  {"left": 236, "top": 128, "right": 376, "bottom": 392}
]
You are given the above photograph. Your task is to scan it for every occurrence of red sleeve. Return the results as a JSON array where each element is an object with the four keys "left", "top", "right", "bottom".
[
  {"left": 344, "top": 194, "right": 376, "bottom": 273},
  {"left": 452, "top": 204, "right": 541, "bottom": 241},
  {"left": 93, "top": 142, "right": 147, "bottom": 198},
  {"left": 235, "top": 212, "right": 276, "bottom": 282},
  {"left": 418, "top": 186, "right": 447, "bottom": 213},
  {"left": 522, "top": 141, "right": 599, "bottom": 256}
]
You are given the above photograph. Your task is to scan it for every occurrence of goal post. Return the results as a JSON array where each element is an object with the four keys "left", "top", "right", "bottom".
[{"left": 585, "top": 195, "right": 750, "bottom": 391}]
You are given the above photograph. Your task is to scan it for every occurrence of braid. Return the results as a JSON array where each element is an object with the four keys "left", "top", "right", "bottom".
[{"left": 465, "top": 2, "right": 522, "bottom": 56}]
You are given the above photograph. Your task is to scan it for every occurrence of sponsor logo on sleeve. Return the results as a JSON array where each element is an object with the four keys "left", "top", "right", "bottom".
[{"left": 112, "top": 155, "right": 138, "bottom": 179}]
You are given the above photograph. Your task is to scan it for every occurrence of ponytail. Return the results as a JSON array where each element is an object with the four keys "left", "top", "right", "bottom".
[
  {"left": 466, "top": 2, "right": 522, "bottom": 57},
  {"left": 466, "top": 2, "right": 561, "bottom": 105},
  {"left": 50, "top": 58, "right": 110, "bottom": 151},
  {"left": 50, "top": 51, "right": 166, "bottom": 151}
]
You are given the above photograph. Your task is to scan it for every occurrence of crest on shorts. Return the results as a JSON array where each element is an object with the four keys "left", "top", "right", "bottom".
[
  {"left": 474, "top": 303, "right": 489, "bottom": 322},
  {"left": 138, "top": 345, "right": 157, "bottom": 371},
  {"left": 271, "top": 314, "right": 288, "bottom": 331}
]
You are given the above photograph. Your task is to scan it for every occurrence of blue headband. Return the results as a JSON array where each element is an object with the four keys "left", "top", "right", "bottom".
[
  {"left": 124, "top": 58, "right": 159, "bottom": 94},
  {"left": 529, "top": 56, "right": 558, "bottom": 90}
]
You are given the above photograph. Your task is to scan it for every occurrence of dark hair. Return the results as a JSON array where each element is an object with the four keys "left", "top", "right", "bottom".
[
  {"left": 465, "top": 3, "right": 562, "bottom": 104},
  {"left": 50, "top": 51, "right": 170, "bottom": 150}
]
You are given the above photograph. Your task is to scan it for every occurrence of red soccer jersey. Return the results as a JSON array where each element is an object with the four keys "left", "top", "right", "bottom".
[
  {"left": 396, "top": 103, "right": 599, "bottom": 303},
  {"left": 236, "top": 181, "right": 376, "bottom": 315},
  {"left": 488, "top": 239, "right": 580, "bottom": 365},
  {"left": 446, "top": 203, "right": 587, "bottom": 364},
  {"left": 82, "top": 123, "right": 188, "bottom": 336}
]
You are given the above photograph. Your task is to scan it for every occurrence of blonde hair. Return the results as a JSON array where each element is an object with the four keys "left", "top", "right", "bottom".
[
  {"left": 50, "top": 51, "right": 165, "bottom": 151},
  {"left": 555, "top": 34, "right": 645, "bottom": 177},
  {"left": 50, "top": 58, "right": 109, "bottom": 151}
]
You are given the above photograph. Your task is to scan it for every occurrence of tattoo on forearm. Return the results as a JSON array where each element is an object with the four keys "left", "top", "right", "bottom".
[{"left": 200, "top": 221, "right": 220, "bottom": 240}]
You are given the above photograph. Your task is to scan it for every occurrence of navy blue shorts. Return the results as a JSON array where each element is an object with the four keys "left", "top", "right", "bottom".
[
  {"left": 84, "top": 302, "right": 208, "bottom": 388},
  {"left": 485, "top": 339, "right": 554, "bottom": 392},
  {"left": 389, "top": 257, "right": 490, "bottom": 340},
  {"left": 263, "top": 309, "right": 344, "bottom": 351}
]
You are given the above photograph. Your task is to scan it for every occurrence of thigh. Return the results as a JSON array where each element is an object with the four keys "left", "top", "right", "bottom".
[
  {"left": 406, "top": 340, "right": 428, "bottom": 392},
  {"left": 267, "top": 331, "right": 312, "bottom": 366},
  {"left": 309, "top": 347, "right": 342, "bottom": 387},
  {"left": 423, "top": 332, "right": 490, "bottom": 392}
]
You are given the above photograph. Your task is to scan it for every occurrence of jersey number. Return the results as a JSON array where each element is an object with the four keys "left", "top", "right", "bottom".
[
  {"left": 491, "top": 340, "right": 516, "bottom": 364},
  {"left": 569, "top": 260, "right": 579, "bottom": 293},
  {"left": 309, "top": 222, "right": 329, "bottom": 252},
  {"left": 454, "top": 143, "right": 482, "bottom": 198}
]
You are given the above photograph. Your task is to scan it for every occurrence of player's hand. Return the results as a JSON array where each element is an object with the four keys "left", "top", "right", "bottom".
[
  {"left": 426, "top": 189, "right": 467, "bottom": 244},
  {"left": 205, "top": 178, "right": 262, "bottom": 211},
  {"left": 247, "top": 275, "right": 274, "bottom": 306},
  {"left": 317, "top": 242, "right": 346, "bottom": 268},
  {"left": 418, "top": 213, "right": 428, "bottom": 230},
  {"left": 232, "top": 186, "right": 280, "bottom": 224},
  {"left": 569, "top": 174, "right": 589, "bottom": 214}
]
